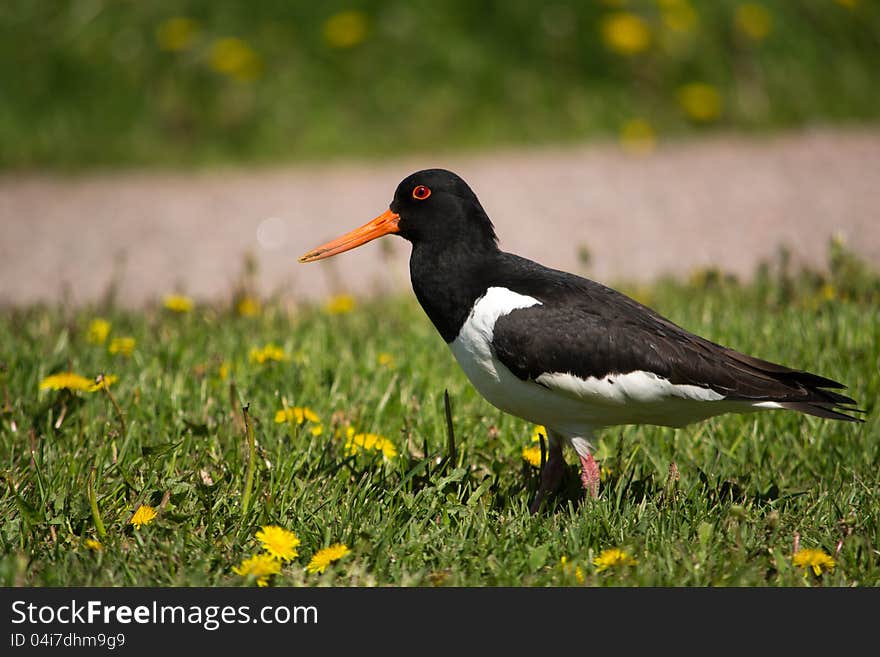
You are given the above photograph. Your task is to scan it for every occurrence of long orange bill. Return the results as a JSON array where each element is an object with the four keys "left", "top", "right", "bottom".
[{"left": 298, "top": 208, "right": 400, "bottom": 263}]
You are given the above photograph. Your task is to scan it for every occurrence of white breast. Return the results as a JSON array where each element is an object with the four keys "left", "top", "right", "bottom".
[{"left": 449, "top": 287, "right": 581, "bottom": 429}]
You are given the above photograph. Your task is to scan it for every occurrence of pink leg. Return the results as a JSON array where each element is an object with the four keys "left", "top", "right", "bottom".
[
  {"left": 579, "top": 453, "right": 600, "bottom": 499},
  {"left": 530, "top": 438, "right": 565, "bottom": 514}
]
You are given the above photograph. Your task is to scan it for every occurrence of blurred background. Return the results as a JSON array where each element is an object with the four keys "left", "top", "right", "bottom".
[{"left": 1, "top": 0, "right": 879, "bottom": 306}]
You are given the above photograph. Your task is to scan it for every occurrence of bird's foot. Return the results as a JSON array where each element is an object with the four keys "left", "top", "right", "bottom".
[
  {"left": 579, "top": 453, "right": 600, "bottom": 499},
  {"left": 530, "top": 442, "right": 565, "bottom": 514}
]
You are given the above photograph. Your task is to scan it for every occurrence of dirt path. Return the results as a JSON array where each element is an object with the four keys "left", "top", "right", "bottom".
[{"left": 2, "top": 128, "right": 878, "bottom": 308}]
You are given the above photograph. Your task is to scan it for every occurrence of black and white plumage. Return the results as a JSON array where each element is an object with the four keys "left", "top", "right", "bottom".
[{"left": 300, "top": 169, "right": 862, "bottom": 512}]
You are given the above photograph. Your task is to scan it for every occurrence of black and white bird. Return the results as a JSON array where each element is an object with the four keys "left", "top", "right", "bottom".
[{"left": 300, "top": 169, "right": 862, "bottom": 512}]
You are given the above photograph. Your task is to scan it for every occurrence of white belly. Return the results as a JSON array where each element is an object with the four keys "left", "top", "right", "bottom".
[{"left": 449, "top": 287, "right": 750, "bottom": 438}]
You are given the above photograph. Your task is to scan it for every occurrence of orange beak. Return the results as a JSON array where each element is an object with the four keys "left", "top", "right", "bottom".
[{"left": 298, "top": 208, "right": 400, "bottom": 263}]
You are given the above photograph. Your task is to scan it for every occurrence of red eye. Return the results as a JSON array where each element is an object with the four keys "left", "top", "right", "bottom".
[{"left": 412, "top": 185, "right": 431, "bottom": 200}]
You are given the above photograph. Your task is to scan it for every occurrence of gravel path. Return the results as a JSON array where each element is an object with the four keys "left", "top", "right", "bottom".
[{"left": 2, "top": 128, "right": 878, "bottom": 308}]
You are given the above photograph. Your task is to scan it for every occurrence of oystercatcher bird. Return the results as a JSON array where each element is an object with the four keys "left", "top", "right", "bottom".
[{"left": 300, "top": 169, "right": 862, "bottom": 512}]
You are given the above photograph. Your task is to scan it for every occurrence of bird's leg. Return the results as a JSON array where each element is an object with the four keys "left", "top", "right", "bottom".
[
  {"left": 529, "top": 434, "right": 564, "bottom": 514},
  {"left": 571, "top": 436, "right": 600, "bottom": 500},
  {"left": 579, "top": 453, "right": 600, "bottom": 499}
]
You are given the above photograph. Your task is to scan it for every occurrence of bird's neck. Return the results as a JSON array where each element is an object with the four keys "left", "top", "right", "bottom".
[{"left": 409, "top": 241, "right": 500, "bottom": 343}]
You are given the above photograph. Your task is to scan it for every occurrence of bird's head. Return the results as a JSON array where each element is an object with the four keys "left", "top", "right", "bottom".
[{"left": 298, "top": 169, "right": 497, "bottom": 263}]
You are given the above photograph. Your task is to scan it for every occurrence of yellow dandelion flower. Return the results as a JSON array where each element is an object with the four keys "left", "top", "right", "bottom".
[
  {"left": 218, "top": 361, "right": 230, "bottom": 381},
  {"left": 677, "top": 83, "right": 723, "bottom": 122},
  {"left": 249, "top": 343, "right": 288, "bottom": 364},
  {"left": 531, "top": 425, "right": 547, "bottom": 442},
  {"left": 619, "top": 118, "right": 657, "bottom": 155},
  {"left": 324, "top": 294, "right": 356, "bottom": 314},
  {"left": 522, "top": 445, "right": 543, "bottom": 468},
  {"left": 792, "top": 548, "right": 835, "bottom": 576},
  {"left": 601, "top": 12, "right": 651, "bottom": 56},
  {"left": 108, "top": 337, "right": 136, "bottom": 357},
  {"left": 233, "top": 553, "right": 281, "bottom": 587},
  {"left": 256, "top": 525, "right": 301, "bottom": 561},
  {"left": 378, "top": 353, "right": 395, "bottom": 368},
  {"left": 210, "top": 37, "right": 263, "bottom": 82},
  {"left": 345, "top": 429, "right": 398, "bottom": 460},
  {"left": 735, "top": 3, "right": 772, "bottom": 41},
  {"left": 89, "top": 374, "right": 118, "bottom": 392},
  {"left": 130, "top": 505, "right": 157, "bottom": 529},
  {"left": 306, "top": 543, "right": 351, "bottom": 574},
  {"left": 87, "top": 318, "right": 111, "bottom": 344},
  {"left": 275, "top": 406, "right": 320, "bottom": 424},
  {"left": 820, "top": 283, "right": 836, "bottom": 301},
  {"left": 236, "top": 296, "right": 261, "bottom": 317},
  {"left": 156, "top": 17, "right": 200, "bottom": 52},
  {"left": 593, "top": 548, "right": 637, "bottom": 572},
  {"left": 274, "top": 407, "right": 323, "bottom": 435},
  {"left": 39, "top": 372, "right": 94, "bottom": 392},
  {"left": 163, "top": 294, "right": 193, "bottom": 313},
  {"left": 84, "top": 538, "right": 103, "bottom": 551},
  {"left": 322, "top": 11, "right": 369, "bottom": 49}
]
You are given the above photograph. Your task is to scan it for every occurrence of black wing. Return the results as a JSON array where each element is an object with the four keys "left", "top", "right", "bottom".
[{"left": 487, "top": 254, "right": 862, "bottom": 422}]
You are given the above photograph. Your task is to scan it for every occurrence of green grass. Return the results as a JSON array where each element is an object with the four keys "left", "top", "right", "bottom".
[
  {"left": 1, "top": 0, "right": 879, "bottom": 169},
  {"left": 1, "top": 243, "right": 878, "bottom": 586}
]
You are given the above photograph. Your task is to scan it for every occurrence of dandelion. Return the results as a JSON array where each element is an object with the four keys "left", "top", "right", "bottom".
[
  {"left": 522, "top": 445, "right": 543, "bottom": 468},
  {"left": 820, "top": 283, "right": 836, "bottom": 301},
  {"left": 39, "top": 372, "right": 117, "bottom": 393},
  {"left": 233, "top": 554, "right": 281, "bottom": 587},
  {"left": 601, "top": 12, "right": 651, "bottom": 56},
  {"left": 109, "top": 337, "right": 136, "bottom": 357},
  {"left": 218, "top": 361, "right": 230, "bottom": 381},
  {"left": 619, "top": 118, "right": 657, "bottom": 155},
  {"left": 156, "top": 17, "right": 200, "bottom": 52},
  {"left": 324, "top": 294, "right": 356, "bottom": 314},
  {"left": 677, "top": 83, "right": 722, "bottom": 122},
  {"left": 39, "top": 372, "right": 94, "bottom": 392},
  {"left": 735, "top": 3, "right": 773, "bottom": 41},
  {"left": 322, "top": 11, "right": 369, "bottom": 49},
  {"left": 83, "top": 538, "right": 103, "bottom": 551},
  {"left": 130, "top": 505, "right": 157, "bottom": 529},
  {"left": 306, "top": 544, "right": 351, "bottom": 574},
  {"left": 236, "top": 296, "right": 261, "bottom": 317},
  {"left": 378, "top": 353, "right": 395, "bottom": 368},
  {"left": 793, "top": 548, "right": 835, "bottom": 576},
  {"left": 249, "top": 343, "right": 288, "bottom": 364},
  {"left": 87, "top": 318, "right": 111, "bottom": 344},
  {"left": 274, "top": 406, "right": 323, "bottom": 436},
  {"left": 345, "top": 429, "right": 398, "bottom": 460},
  {"left": 210, "top": 37, "right": 263, "bottom": 82},
  {"left": 163, "top": 294, "right": 193, "bottom": 313},
  {"left": 531, "top": 425, "right": 547, "bottom": 442},
  {"left": 593, "top": 548, "right": 637, "bottom": 572},
  {"left": 256, "top": 525, "right": 301, "bottom": 561}
]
